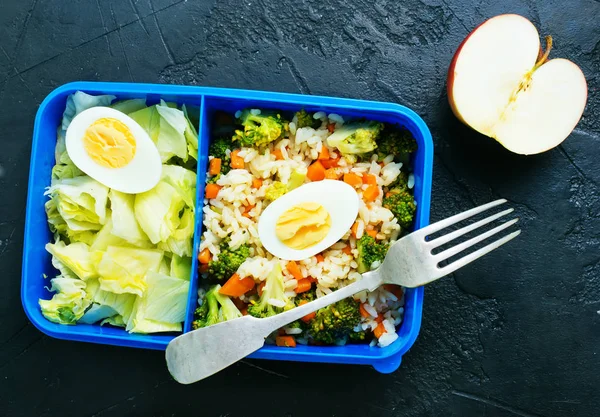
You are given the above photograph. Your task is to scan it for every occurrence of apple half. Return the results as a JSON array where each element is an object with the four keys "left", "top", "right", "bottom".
[{"left": 447, "top": 14, "right": 588, "bottom": 155}]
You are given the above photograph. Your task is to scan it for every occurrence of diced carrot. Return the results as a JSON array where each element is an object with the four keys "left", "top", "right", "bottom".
[
  {"left": 198, "top": 248, "right": 211, "bottom": 264},
  {"left": 301, "top": 311, "right": 316, "bottom": 323},
  {"left": 385, "top": 192, "right": 392, "bottom": 198},
  {"left": 209, "top": 158, "right": 222, "bottom": 176},
  {"left": 328, "top": 156, "right": 340, "bottom": 167},
  {"left": 230, "top": 149, "right": 245, "bottom": 169},
  {"left": 286, "top": 261, "right": 303, "bottom": 281},
  {"left": 307, "top": 160, "right": 326, "bottom": 181},
  {"left": 384, "top": 284, "right": 404, "bottom": 300},
  {"left": 327, "top": 123, "right": 336, "bottom": 133},
  {"left": 342, "top": 245, "right": 352, "bottom": 255},
  {"left": 242, "top": 212, "right": 251, "bottom": 218},
  {"left": 257, "top": 281, "right": 266, "bottom": 296},
  {"left": 244, "top": 204, "right": 255, "bottom": 213},
  {"left": 307, "top": 276, "right": 318, "bottom": 283},
  {"left": 343, "top": 172, "right": 363, "bottom": 187},
  {"left": 220, "top": 274, "right": 255, "bottom": 297},
  {"left": 295, "top": 279, "right": 312, "bottom": 294},
  {"left": 362, "top": 174, "right": 377, "bottom": 185},
  {"left": 276, "top": 335, "right": 297, "bottom": 348},
  {"left": 324, "top": 168, "right": 341, "bottom": 180},
  {"left": 318, "top": 146, "right": 330, "bottom": 160},
  {"left": 252, "top": 178, "right": 263, "bottom": 189},
  {"left": 298, "top": 300, "right": 316, "bottom": 323},
  {"left": 315, "top": 254, "right": 324, "bottom": 263},
  {"left": 366, "top": 229, "right": 378, "bottom": 239},
  {"left": 363, "top": 184, "right": 379, "bottom": 202},
  {"left": 359, "top": 303, "right": 370, "bottom": 318},
  {"left": 374, "top": 322, "right": 386, "bottom": 339},
  {"left": 273, "top": 148, "right": 284, "bottom": 160},
  {"left": 199, "top": 264, "right": 209, "bottom": 273},
  {"left": 205, "top": 183, "right": 221, "bottom": 199},
  {"left": 375, "top": 314, "right": 384, "bottom": 323},
  {"left": 241, "top": 308, "right": 248, "bottom": 316},
  {"left": 351, "top": 222, "right": 359, "bottom": 238}
]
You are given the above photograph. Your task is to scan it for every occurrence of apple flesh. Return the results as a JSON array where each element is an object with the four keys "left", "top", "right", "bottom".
[{"left": 447, "top": 14, "right": 588, "bottom": 155}]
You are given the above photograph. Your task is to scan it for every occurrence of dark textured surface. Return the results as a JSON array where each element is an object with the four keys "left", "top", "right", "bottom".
[{"left": 1, "top": 0, "right": 599, "bottom": 416}]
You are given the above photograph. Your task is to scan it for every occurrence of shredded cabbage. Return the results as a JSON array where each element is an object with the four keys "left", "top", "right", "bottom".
[
  {"left": 96, "top": 246, "right": 163, "bottom": 297},
  {"left": 39, "top": 277, "right": 91, "bottom": 324},
  {"left": 40, "top": 91, "right": 197, "bottom": 334},
  {"left": 134, "top": 181, "right": 185, "bottom": 244}
]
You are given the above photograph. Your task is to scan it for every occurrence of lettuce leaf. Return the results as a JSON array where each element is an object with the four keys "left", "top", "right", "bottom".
[
  {"left": 92, "top": 287, "right": 136, "bottom": 322},
  {"left": 109, "top": 190, "right": 150, "bottom": 246},
  {"left": 79, "top": 304, "right": 117, "bottom": 324},
  {"left": 182, "top": 105, "right": 199, "bottom": 161},
  {"left": 130, "top": 103, "right": 189, "bottom": 163},
  {"left": 170, "top": 255, "right": 192, "bottom": 281},
  {"left": 160, "top": 165, "right": 196, "bottom": 209},
  {"left": 39, "top": 277, "right": 91, "bottom": 324},
  {"left": 125, "top": 271, "right": 188, "bottom": 333},
  {"left": 45, "top": 241, "right": 97, "bottom": 281},
  {"left": 134, "top": 181, "right": 184, "bottom": 244},
  {"left": 157, "top": 207, "right": 194, "bottom": 257},
  {"left": 141, "top": 271, "right": 189, "bottom": 323},
  {"left": 46, "top": 176, "right": 109, "bottom": 232},
  {"left": 101, "top": 315, "right": 126, "bottom": 327},
  {"left": 62, "top": 91, "right": 116, "bottom": 130},
  {"left": 110, "top": 98, "right": 147, "bottom": 115},
  {"left": 96, "top": 246, "right": 163, "bottom": 296}
]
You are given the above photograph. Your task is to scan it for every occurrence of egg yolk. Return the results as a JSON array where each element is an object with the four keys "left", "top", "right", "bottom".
[
  {"left": 275, "top": 202, "right": 331, "bottom": 250},
  {"left": 83, "top": 118, "right": 136, "bottom": 168}
]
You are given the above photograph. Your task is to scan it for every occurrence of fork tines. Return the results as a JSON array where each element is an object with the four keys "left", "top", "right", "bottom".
[{"left": 420, "top": 199, "right": 521, "bottom": 275}]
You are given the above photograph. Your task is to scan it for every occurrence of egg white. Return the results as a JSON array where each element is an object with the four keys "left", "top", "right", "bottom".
[
  {"left": 258, "top": 180, "right": 360, "bottom": 261},
  {"left": 66, "top": 107, "right": 162, "bottom": 194}
]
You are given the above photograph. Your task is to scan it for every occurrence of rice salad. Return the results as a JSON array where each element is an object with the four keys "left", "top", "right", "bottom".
[{"left": 195, "top": 109, "right": 417, "bottom": 348}]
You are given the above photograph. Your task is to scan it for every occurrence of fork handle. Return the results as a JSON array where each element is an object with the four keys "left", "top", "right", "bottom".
[{"left": 261, "top": 269, "right": 383, "bottom": 334}]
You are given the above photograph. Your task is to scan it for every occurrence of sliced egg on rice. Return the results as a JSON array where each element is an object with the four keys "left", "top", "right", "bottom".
[
  {"left": 66, "top": 106, "right": 162, "bottom": 194},
  {"left": 258, "top": 180, "right": 359, "bottom": 261}
]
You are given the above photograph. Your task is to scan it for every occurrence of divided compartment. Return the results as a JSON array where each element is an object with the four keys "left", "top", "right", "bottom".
[
  {"left": 22, "top": 82, "right": 203, "bottom": 349},
  {"left": 22, "top": 82, "right": 433, "bottom": 372},
  {"left": 184, "top": 92, "right": 432, "bottom": 370}
]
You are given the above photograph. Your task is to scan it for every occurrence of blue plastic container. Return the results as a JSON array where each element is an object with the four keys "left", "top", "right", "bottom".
[{"left": 22, "top": 81, "right": 433, "bottom": 373}]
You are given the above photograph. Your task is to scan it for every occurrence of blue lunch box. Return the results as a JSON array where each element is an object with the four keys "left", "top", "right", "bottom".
[{"left": 22, "top": 81, "right": 433, "bottom": 373}]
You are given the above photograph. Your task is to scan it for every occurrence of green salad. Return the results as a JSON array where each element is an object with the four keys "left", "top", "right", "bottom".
[{"left": 39, "top": 92, "right": 198, "bottom": 334}]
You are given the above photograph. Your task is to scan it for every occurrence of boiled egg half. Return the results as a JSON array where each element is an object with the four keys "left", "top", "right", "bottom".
[
  {"left": 66, "top": 107, "right": 162, "bottom": 193},
  {"left": 258, "top": 180, "right": 359, "bottom": 261}
]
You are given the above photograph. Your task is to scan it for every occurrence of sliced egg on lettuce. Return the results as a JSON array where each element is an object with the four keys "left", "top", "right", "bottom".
[
  {"left": 258, "top": 180, "right": 359, "bottom": 261},
  {"left": 66, "top": 107, "right": 162, "bottom": 194}
]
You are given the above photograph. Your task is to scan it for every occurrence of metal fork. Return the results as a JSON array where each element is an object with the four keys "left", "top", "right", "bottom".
[{"left": 166, "top": 199, "right": 520, "bottom": 384}]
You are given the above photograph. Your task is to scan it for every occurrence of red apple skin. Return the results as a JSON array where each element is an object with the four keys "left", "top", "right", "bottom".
[{"left": 447, "top": 14, "right": 523, "bottom": 126}]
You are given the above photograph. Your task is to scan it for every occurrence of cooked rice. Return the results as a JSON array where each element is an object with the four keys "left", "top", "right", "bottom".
[{"left": 199, "top": 110, "right": 410, "bottom": 346}]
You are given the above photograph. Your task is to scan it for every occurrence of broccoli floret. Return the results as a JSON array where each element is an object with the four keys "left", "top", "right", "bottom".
[
  {"left": 265, "top": 181, "right": 287, "bottom": 202},
  {"left": 207, "top": 173, "right": 221, "bottom": 184},
  {"left": 383, "top": 189, "right": 416, "bottom": 230},
  {"left": 326, "top": 121, "right": 383, "bottom": 155},
  {"left": 192, "top": 285, "right": 242, "bottom": 329},
  {"left": 374, "top": 126, "right": 417, "bottom": 161},
  {"left": 307, "top": 298, "right": 362, "bottom": 344},
  {"left": 348, "top": 330, "right": 368, "bottom": 342},
  {"left": 192, "top": 286, "right": 220, "bottom": 329},
  {"left": 209, "top": 137, "right": 232, "bottom": 175},
  {"left": 233, "top": 109, "right": 288, "bottom": 147},
  {"left": 386, "top": 171, "right": 409, "bottom": 193},
  {"left": 294, "top": 109, "right": 321, "bottom": 129},
  {"left": 294, "top": 288, "right": 316, "bottom": 306},
  {"left": 247, "top": 263, "right": 288, "bottom": 318},
  {"left": 357, "top": 235, "right": 388, "bottom": 273},
  {"left": 208, "top": 240, "right": 250, "bottom": 280}
]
